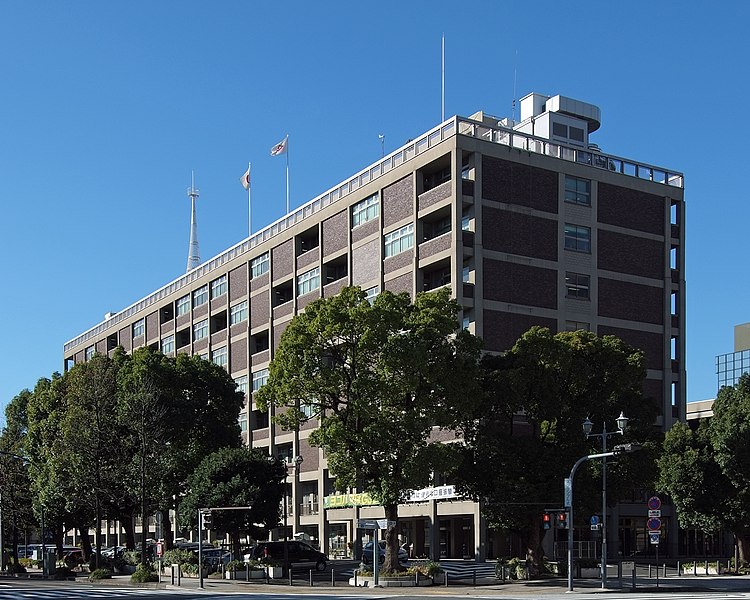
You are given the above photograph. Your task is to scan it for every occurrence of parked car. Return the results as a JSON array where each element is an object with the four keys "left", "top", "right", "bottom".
[
  {"left": 249, "top": 541, "right": 327, "bottom": 571},
  {"left": 362, "top": 540, "right": 408, "bottom": 564}
]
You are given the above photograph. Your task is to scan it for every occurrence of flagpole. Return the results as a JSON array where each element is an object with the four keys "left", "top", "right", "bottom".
[
  {"left": 441, "top": 34, "right": 445, "bottom": 122},
  {"left": 247, "top": 162, "right": 253, "bottom": 238},
  {"left": 285, "top": 134, "right": 290, "bottom": 214}
]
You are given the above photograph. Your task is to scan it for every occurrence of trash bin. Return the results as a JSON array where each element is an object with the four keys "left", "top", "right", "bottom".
[{"left": 44, "top": 551, "right": 56, "bottom": 576}]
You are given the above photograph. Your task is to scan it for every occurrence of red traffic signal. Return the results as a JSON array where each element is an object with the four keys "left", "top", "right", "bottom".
[
  {"left": 543, "top": 513, "right": 552, "bottom": 530},
  {"left": 556, "top": 512, "right": 569, "bottom": 529}
]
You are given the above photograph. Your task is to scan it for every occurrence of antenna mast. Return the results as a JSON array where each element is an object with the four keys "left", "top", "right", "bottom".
[{"left": 186, "top": 171, "right": 201, "bottom": 272}]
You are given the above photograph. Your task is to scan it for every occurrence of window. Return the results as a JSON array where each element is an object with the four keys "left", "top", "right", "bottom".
[
  {"left": 565, "top": 321, "right": 590, "bottom": 332},
  {"left": 132, "top": 319, "right": 145, "bottom": 338},
  {"left": 384, "top": 223, "right": 414, "bottom": 257},
  {"left": 176, "top": 295, "right": 191, "bottom": 316},
  {"left": 565, "top": 272, "right": 590, "bottom": 300},
  {"left": 212, "top": 346, "right": 228, "bottom": 368},
  {"left": 251, "top": 252, "right": 269, "bottom": 278},
  {"left": 234, "top": 375, "right": 248, "bottom": 395},
  {"left": 352, "top": 194, "right": 379, "bottom": 228},
  {"left": 252, "top": 368, "right": 269, "bottom": 392},
  {"left": 552, "top": 122, "right": 568, "bottom": 137},
  {"left": 461, "top": 214, "right": 472, "bottom": 232},
  {"left": 301, "top": 402, "right": 317, "bottom": 419},
  {"left": 230, "top": 301, "right": 247, "bottom": 325},
  {"left": 193, "top": 285, "right": 208, "bottom": 307},
  {"left": 211, "top": 275, "right": 227, "bottom": 299},
  {"left": 564, "top": 223, "right": 591, "bottom": 253},
  {"left": 161, "top": 335, "right": 174, "bottom": 354},
  {"left": 297, "top": 267, "right": 320, "bottom": 296},
  {"left": 85, "top": 346, "right": 95, "bottom": 361},
  {"left": 238, "top": 411, "right": 248, "bottom": 433},
  {"left": 565, "top": 176, "right": 591, "bottom": 206},
  {"left": 193, "top": 319, "right": 209, "bottom": 341},
  {"left": 364, "top": 286, "right": 379, "bottom": 305},
  {"left": 569, "top": 127, "right": 584, "bottom": 142}
]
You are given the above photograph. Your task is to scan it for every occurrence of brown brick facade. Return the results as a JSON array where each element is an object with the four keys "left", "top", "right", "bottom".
[
  {"left": 483, "top": 259, "right": 557, "bottom": 309},
  {"left": 482, "top": 156, "right": 558, "bottom": 213}
]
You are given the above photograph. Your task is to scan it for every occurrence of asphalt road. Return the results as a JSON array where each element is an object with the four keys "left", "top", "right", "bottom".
[{"left": 4, "top": 577, "right": 750, "bottom": 600}]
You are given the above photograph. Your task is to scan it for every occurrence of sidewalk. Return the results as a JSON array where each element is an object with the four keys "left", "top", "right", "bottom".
[{"left": 74, "top": 571, "right": 750, "bottom": 596}]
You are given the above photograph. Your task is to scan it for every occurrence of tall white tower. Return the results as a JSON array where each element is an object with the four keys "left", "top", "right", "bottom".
[{"left": 186, "top": 172, "right": 201, "bottom": 272}]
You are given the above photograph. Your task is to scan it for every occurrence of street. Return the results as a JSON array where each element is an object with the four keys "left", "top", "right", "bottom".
[{"left": 3, "top": 577, "right": 750, "bottom": 600}]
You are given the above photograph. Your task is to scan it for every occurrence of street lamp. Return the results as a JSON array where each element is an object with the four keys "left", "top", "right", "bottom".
[{"left": 582, "top": 411, "right": 628, "bottom": 589}]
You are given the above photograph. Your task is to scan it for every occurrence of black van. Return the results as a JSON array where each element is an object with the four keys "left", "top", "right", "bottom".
[{"left": 251, "top": 541, "right": 327, "bottom": 571}]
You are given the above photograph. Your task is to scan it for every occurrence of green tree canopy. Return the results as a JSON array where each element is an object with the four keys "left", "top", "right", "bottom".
[
  {"left": 453, "top": 327, "right": 656, "bottom": 571},
  {"left": 179, "top": 447, "right": 285, "bottom": 557},
  {"left": 257, "top": 286, "right": 482, "bottom": 571},
  {"left": 659, "top": 373, "right": 750, "bottom": 564}
]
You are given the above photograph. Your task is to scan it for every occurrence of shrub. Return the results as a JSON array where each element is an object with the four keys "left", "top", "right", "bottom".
[
  {"left": 226, "top": 560, "right": 246, "bottom": 571},
  {"left": 8, "top": 562, "right": 27, "bottom": 574},
  {"left": 123, "top": 551, "right": 141, "bottom": 566},
  {"left": 408, "top": 560, "right": 443, "bottom": 577},
  {"left": 88, "top": 568, "right": 112, "bottom": 581},
  {"left": 162, "top": 548, "right": 196, "bottom": 567},
  {"left": 181, "top": 563, "right": 198, "bottom": 576},
  {"left": 18, "top": 558, "right": 35, "bottom": 568},
  {"left": 131, "top": 563, "right": 158, "bottom": 583},
  {"left": 53, "top": 566, "right": 75, "bottom": 580}
]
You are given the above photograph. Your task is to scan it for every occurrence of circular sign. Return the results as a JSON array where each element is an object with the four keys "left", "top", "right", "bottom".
[
  {"left": 590, "top": 515, "right": 600, "bottom": 525},
  {"left": 648, "top": 496, "right": 662, "bottom": 510},
  {"left": 647, "top": 517, "right": 662, "bottom": 531}
]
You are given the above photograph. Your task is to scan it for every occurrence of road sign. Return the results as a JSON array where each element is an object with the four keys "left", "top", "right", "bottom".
[
  {"left": 649, "top": 532, "right": 661, "bottom": 545},
  {"left": 155, "top": 542, "right": 164, "bottom": 558},
  {"left": 648, "top": 509, "right": 661, "bottom": 517},
  {"left": 648, "top": 496, "right": 662, "bottom": 511},
  {"left": 376, "top": 519, "right": 396, "bottom": 529},
  {"left": 357, "top": 519, "right": 379, "bottom": 529},
  {"left": 590, "top": 524, "right": 601, "bottom": 530},
  {"left": 564, "top": 478, "right": 572, "bottom": 507},
  {"left": 590, "top": 515, "right": 600, "bottom": 526},
  {"left": 647, "top": 517, "right": 662, "bottom": 531}
]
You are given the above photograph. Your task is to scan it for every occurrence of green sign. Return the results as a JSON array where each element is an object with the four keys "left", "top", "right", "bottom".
[{"left": 323, "top": 492, "right": 377, "bottom": 509}]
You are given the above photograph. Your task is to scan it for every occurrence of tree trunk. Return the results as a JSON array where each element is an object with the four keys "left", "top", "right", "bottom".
[
  {"left": 381, "top": 504, "right": 403, "bottom": 573},
  {"left": 230, "top": 529, "right": 241, "bottom": 560},
  {"left": 78, "top": 525, "right": 93, "bottom": 560},
  {"left": 521, "top": 516, "right": 544, "bottom": 578},
  {"left": 737, "top": 532, "right": 750, "bottom": 566},
  {"left": 163, "top": 512, "right": 174, "bottom": 550},
  {"left": 123, "top": 516, "right": 136, "bottom": 550}
]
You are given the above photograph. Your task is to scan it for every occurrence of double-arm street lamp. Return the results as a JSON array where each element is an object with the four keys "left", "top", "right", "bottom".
[{"left": 582, "top": 411, "right": 628, "bottom": 589}]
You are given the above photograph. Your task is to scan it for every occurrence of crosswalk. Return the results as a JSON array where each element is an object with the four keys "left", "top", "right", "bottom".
[{"left": 0, "top": 584, "right": 177, "bottom": 599}]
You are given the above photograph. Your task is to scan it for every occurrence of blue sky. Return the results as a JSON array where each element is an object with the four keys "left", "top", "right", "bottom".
[{"left": 1, "top": 1, "right": 748, "bottom": 421}]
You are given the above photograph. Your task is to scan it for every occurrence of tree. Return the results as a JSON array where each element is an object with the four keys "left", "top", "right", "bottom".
[
  {"left": 453, "top": 327, "right": 655, "bottom": 573},
  {"left": 257, "top": 286, "right": 482, "bottom": 572},
  {"left": 659, "top": 373, "right": 750, "bottom": 564},
  {"left": 0, "top": 390, "right": 35, "bottom": 567},
  {"left": 179, "top": 447, "right": 285, "bottom": 558},
  {"left": 62, "top": 354, "right": 124, "bottom": 566}
]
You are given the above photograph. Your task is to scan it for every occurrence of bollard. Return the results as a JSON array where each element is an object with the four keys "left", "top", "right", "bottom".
[
  {"left": 704, "top": 560, "right": 708, "bottom": 576},
  {"left": 677, "top": 560, "right": 681, "bottom": 576},
  {"left": 473, "top": 569, "right": 476, "bottom": 586},
  {"left": 309, "top": 569, "right": 313, "bottom": 587},
  {"left": 331, "top": 567, "right": 335, "bottom": 587},
  {"left": 415, "top": 571, "right": 419, "bottom": 585},
  {"left": 631, "top": 566, "right": 636, "bottom": 589},
  {"left": 354, "top": 570, "right": 358, "bottom": 587},
  {"left": 289, "top": 568, "right": 293, "bottom": 586},
  {"left": 663, "top": 563, "right": 666, "bottom": 578},
  {"left": 649, "top": 564, "right": 652, "bottom": 578},
  {"left": 445, "top": 571, "right": 449, "bottom": 587},
  {"left": 246, "top": 565, "right": 249, "bottom": 581}
]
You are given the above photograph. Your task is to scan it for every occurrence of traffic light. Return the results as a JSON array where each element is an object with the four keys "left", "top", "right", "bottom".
[
  {"left": 556, "top": 512, "right": 569, "bottom": 529},
  {"left": 202, "top": 511, "right": 212, "bottom": 528},
  {"left": 543, "top": 513, "right": 552, "bottom": 530}
]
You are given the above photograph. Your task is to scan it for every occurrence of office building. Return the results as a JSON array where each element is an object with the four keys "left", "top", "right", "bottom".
[{"left": 64, "top": 92, "right": 685, "bottom": 560}]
